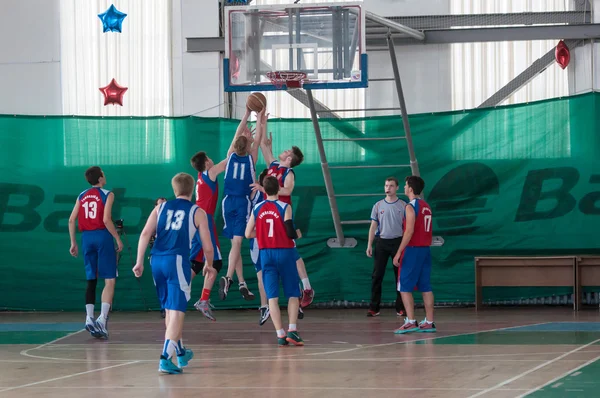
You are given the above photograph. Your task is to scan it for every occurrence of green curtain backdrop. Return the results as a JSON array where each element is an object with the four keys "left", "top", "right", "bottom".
[{"left": 1, "top": 93, "right": 598, "bottom": 311}]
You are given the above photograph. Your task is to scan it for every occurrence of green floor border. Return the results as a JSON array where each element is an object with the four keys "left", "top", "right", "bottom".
[
  {"left": 526, "top": 354, "right": 600, "bottom": 397},
  {"left": 0, "top": 331, "right": 73, "bottom": 345}
]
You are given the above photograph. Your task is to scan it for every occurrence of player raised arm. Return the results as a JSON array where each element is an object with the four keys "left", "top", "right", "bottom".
[
  {"left": 249, "top": 109, "right": 267, "bottom": 162},
  {"left": 227, "top": 108, "right": 251, "bottom": 157},
  {"left": 195, "top": 208, "right": 214, "bottom": 276},
  {"left": 393, "top": 204, "right": 415, "bottom": 267},
  {"left": 260, "top": 130, "right": 276, "bottom": 165},
  {"left": 103, "top": 193, "right": 124, "bottom": 253},
  {"left": 209, "top": 108, "right": 252, "bottom": 178},
  {"left": 133, "top": 205, "right": 159, "bottom": 277},
  {"left": 68, "top": 199, "right": 80, "bottom": 257}
]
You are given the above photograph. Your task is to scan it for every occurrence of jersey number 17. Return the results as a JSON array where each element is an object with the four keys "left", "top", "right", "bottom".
[{"left": 424, "top": 215, "right": 431, "bottom": 232}]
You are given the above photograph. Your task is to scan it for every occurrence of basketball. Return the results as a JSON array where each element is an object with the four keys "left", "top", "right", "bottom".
[{"left": 247, "top": 92, "right": 267, "bottom": 113}]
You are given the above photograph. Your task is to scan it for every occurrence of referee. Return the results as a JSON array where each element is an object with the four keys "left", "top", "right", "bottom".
[{"left": 366, "top": 177, "right": 406, "bottom": 317}]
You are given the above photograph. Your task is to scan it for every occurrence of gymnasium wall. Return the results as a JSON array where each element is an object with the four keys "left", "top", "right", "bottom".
[
  {"left": 0, "top": 0, "right": 62, "bottom": 115},
  {"left": 1, "top": 93, "right": 599, "bottom": 311}
]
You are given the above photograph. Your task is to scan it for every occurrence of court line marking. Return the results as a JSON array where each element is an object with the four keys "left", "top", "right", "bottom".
[
  {"left": 515, "top": 354, "right": 600, "bottom": 397},
  {"left": 306, "top": 321, "right": 556, "bottom": 356},
  {"left": 0, "top": 358, "right": 593, "bottom": 364},
  {"left": 466, "top": 338, "right": 600, "bottom": 398},
  {"left": 0, "top": 386, "right": 534, "bottom": 392},
  {"left": 33, "top": 346, "right": 600, "bottom": 358},
  {"left": 19, "top": 329, "right": 86, "bottom": 361},
  {"left": 18, "top": 321, "right": 555, "bottom": 363},
  {"left": 0, "top": 361, "right": 139, "bottom": 393}
]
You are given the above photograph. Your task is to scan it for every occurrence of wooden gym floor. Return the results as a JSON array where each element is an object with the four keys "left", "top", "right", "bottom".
[{"left": 0, "top": 308, "right": 599, "bottom": 398}]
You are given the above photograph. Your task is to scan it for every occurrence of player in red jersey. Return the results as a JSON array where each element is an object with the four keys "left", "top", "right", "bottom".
[
  {"left": 245, "top": 176, "right": 303, "bottom": 346},
  {"left": 253, "top": 132, "right": 315, "bottom": 308},
  {"left": 393, "top": 176, "right": 435, "bottom": 334},
  {"left": 68, "top": 166, "right": 123, "bottom": 339}
]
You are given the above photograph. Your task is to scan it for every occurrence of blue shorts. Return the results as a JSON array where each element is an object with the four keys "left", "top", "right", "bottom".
[
  {"left": 260, "top": 248, "right": 300, "bottom": 300},
  {"left": 190, "top": 214, "right": 222, "bottom": 263},
  {"left": 398, "top": 246, "right": 432, "bottom": 293},
  {"left": 151, "top": 254, "right": 191, "bottom": 312},
  {"left": 252, "top": 243, "right": 300, "bottom": 273},
  {"left": 293, "top": 247, "right": 301, "bottom": 262},
  {"left": 82, "top": 229, "right": 117, "bottom": 280},
  {"left": 222, "top": 195, "right": 251, "bottom": 239},
  {"left": 250, "top": 238, "right": 261, "bottom": 273}
]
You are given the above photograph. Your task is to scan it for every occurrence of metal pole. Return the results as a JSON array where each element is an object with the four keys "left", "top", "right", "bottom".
[
  {"left": 296, "top": 9, "right": 303, "bottom": 71},
  {"left": 288, "top": 9, "right": 294, "bottom": 70},
  {"left": 346, "top": 18, "right": 360, "bottom": 76},
  {"left": 343, "top": 9, "right": 350, "bottom": 78},
  {"left": 366, "top": 11, "right": 425, "bottom": 41},
  {"left": 387, "top": 31, "right": 420, "bottom": 177},
  {"left": 306, "top": 89, "right": 346, "bottom": 246}
]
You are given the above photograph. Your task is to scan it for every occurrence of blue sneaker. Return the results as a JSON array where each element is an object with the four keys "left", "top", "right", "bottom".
[
  {"left": 85, "top": 319, "right": 101, "bottom": 338},
  {"left": 177, "top": 348, "right": 194, "bottom": 368},
  {"left": 159, "top": 357, "right": 183, "bottom": 374}
]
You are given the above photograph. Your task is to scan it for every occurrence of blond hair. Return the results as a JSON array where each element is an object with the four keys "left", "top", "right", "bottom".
[
  {"left": 234, "top": 136, "right": 249, "bottom": 156},
  {"left": 171, "top": 173, "right": 195, "bottom": 197}
]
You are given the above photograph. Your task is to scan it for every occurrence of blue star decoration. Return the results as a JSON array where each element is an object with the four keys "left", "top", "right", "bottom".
[{"left": 98, "top": 4, "right": 127, "bottom": 33}]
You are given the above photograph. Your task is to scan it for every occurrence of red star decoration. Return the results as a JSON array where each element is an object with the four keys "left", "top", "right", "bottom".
[{"left": 99, "top": 78, "right": 128, "bottom": 106}]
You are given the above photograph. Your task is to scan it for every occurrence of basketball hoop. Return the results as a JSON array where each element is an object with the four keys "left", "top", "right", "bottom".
[{"left": 267, "top": 71, "right": 307, "bottom": 90}]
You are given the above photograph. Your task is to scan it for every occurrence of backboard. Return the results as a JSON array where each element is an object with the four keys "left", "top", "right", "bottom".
[{"left": 224, "top": 2, "right": 367, "bottom": 92}]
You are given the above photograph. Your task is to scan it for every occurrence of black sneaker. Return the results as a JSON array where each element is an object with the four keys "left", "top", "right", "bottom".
[
  {"left": 218, "top": 276, "right": 232, "bottom": 300},
  {"left": 238, "top": 282, "right": 255, "bottom": 301},
  {"left": 259, "top": 306, "right": 270, "bottom": 326}
]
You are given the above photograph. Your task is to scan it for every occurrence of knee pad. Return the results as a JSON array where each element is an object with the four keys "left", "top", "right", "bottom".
[{"left": 86, "top": 279, "right": 97, "bottom": 305}]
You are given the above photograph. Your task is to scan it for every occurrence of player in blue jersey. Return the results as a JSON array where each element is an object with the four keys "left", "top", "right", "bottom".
[
  {"left": 188, "top": 108, "right": 265, "bottom": 320},
  {"left": 219, "top": 107, "right": 266, "bottom": 301},
  {"left": 68, "top": 166, "right": 123, "bottom": 339},
  {"left": 133, "top": 173, "right": 214, "bottom": 374}
]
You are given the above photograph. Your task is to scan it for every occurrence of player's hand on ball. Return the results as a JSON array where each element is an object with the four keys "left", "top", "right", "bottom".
[
  {"left": 366, "top": 247, "right": 372, "bottom": 257},
  {"left": 132, "top": 263, "right": 144, "bottom": 278},
  {"left": 69, "top": 244, "right": 78, "bottom": 258}
]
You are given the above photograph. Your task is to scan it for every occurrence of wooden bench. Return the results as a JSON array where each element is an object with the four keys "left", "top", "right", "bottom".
[
  {"left": 576, "top": 256, "right": 600, "bottom": 310},
  {"left": 475, "top": 256, "right": 577, "bottom": 310}
]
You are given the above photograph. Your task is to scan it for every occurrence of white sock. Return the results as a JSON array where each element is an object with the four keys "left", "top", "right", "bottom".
[
  {"left": 276, "top": 329, "right": 286, "bottom": 338},
  {"left": 100, "top": 302, "right": 110, "bottom": 319},
  {"left": 288, "top": 324, "right": 297, "bottom": 331},
  {"left": 301, "top": 278, "right": 311, "bottom": 290},
  {"left": 85, "top": 304, "right": 94, "bottom": 320},
  {"left": 162, "top": 339, "right": 177, "bottom": 360}
]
